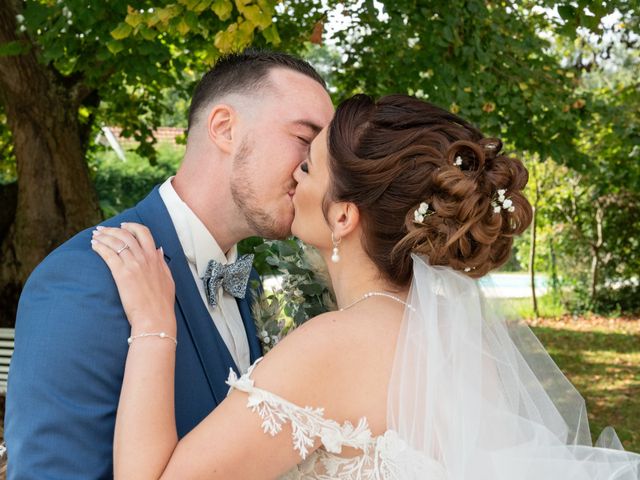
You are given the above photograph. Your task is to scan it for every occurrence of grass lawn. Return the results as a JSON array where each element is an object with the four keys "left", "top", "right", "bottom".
[{"left": 527, "top": 314, "right": 640, "bottom": 453}]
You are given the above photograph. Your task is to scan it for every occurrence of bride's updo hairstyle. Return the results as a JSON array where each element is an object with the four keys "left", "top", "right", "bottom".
[{"left": 326, "top": 94, "right": 532, "bottom": 285}]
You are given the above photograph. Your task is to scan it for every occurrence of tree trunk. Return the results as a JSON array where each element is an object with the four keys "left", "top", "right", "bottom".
[
  {"left": 529, "top": 162, "right": 540, "bottom": 319},
  {"left": 529, "top": 205, "right": 539, "bottom": 318},
  {"left": 548, "top": 237, "right": 559, "bottom": 294},
  {"left": 589, "top": 205, "right": 604, "bottom": 307},
  {"left": 0, "top": 0, "right": 102, "bottom": 327}
]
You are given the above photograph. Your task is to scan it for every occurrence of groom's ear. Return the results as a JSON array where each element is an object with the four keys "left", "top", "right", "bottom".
[
  {"left": 332, "top": 202, "right": 360, "bottom": 239},
  {"left": 206, "top": 104, "right": 235, "bottom": 154}
]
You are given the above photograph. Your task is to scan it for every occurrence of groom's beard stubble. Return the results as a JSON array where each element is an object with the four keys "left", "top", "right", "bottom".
[{"left": 230, "top": 138, "right": 292, "bottom": 240}]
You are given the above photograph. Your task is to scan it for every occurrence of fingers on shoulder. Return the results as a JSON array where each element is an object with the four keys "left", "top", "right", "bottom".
[
  {"left": 91, "top": 237, "right": 123, "bottom": 269},
  {"left": 120, "top": 222, "right": 156, "bottom": 253}
]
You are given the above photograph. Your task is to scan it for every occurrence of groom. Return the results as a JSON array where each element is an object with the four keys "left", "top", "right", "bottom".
[{"left": 5, "top": 49, "right": 334, "bottom": 478}]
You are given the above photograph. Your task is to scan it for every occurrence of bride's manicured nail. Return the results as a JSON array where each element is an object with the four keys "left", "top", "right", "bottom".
[
  {"left": 96, "top": 226, "right": 105, "bottom": 231},
  {"left": 90, "top": 239, "right": 97, "bottom": 245},
  {"left": 92, "top": 229, "right": 100, "bottom": 236}
]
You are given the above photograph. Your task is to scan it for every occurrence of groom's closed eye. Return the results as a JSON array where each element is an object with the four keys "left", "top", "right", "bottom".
[{"left": 296, "top": 136, "right": 311, "bottom": 146}]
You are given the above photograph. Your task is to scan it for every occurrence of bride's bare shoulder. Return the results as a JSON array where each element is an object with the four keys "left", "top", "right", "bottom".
[
  {"left": 251, "top": 310, "right": 354, "bottom": 386},
  {"left": 246, "top": 308, "right": 399, "bottom": 415}
]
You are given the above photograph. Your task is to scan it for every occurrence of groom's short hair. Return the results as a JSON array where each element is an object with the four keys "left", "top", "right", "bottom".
[{"left": 187, "top": 49, "right": 327, "bottom": 132}]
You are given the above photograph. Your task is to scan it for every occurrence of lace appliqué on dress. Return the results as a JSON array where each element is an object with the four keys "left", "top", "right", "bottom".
[
  {"left": 226, "top": 358, "right": 372, "bottom": 460},
  {"left": 225, "top": 359, "right": 436, "bottom": 480}
]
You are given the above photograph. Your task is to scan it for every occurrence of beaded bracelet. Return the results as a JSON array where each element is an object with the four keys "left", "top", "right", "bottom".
[{"left": 127, "top": 332, "right": 177, "bottom": 346}]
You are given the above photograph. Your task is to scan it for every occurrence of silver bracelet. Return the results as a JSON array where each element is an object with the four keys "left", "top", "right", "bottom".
[{"left": 127, "top": 332, "right": 177, "bottom": 346}]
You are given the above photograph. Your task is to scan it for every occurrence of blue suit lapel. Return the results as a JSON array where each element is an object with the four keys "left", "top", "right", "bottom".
[
  {"left": 236, "top": 275, "right": 263, "bottom": 364},
  {"left": 134, "top": 186, "right": 240, "bottom": 404},
  {"left": 169, "top": 256, "right": 240, "bottom": 403}
]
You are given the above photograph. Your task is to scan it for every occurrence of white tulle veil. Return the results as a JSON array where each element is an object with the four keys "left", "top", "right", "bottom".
[{"left": 386, "top": 254, "right": 640, "bottom": 479}]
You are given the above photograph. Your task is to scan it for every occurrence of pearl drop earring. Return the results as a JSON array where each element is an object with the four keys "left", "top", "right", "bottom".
[{"left": 331, "top": 232, "right": 341, "bottom": 263}]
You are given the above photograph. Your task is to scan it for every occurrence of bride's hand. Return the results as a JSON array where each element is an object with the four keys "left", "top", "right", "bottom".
[{"left": 91, "top": 223, "right": 176, "bottom": 334}]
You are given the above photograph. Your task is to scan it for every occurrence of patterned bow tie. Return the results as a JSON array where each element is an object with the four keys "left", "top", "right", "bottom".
[{"left": 202, "top": 254, "right": 254, "bottom": 308}]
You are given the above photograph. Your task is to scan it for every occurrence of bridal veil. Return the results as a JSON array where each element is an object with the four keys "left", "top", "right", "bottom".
[{"left": 387, "top": 254, "right": 640, "bottom": 479}]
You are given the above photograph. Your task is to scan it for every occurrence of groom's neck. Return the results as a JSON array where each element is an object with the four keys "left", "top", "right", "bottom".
[{"left": 172, "top": 168, "right": 248, "bottom": 254}]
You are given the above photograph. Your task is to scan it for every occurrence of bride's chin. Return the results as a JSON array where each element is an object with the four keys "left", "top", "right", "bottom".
[
  {"left": 290, "top": 218, "right": 311, "bottom": 245},
  {"left": 290, "top": 217, "right": 300, "bottom": 238}
]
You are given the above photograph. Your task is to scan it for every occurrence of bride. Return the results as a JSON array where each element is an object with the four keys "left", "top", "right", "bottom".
[{"left": 92, "top": 94, "right": 640, "bottom": 479}]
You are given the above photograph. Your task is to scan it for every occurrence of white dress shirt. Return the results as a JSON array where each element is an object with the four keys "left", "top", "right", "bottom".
[{"left": 159, "top": 177, "right": 250, "bottom": 373}]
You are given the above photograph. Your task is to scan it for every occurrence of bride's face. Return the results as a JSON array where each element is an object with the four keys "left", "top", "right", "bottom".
[{"left": 291, "top": 127, "right": 333, "bottom": 251}]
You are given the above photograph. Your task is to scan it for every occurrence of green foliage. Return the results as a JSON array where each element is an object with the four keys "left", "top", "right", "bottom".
[
  {"left": 501, "top": 293, "right": 567, "bottom": 320},
  {"left": 248, "top": 239, "right": 335, "bottom": 324},
  {"left": 114, "top": 0, "right": 280, "bottom": 63},
  {"left": 247, "top": 239, "right": 336, "bottom": 352},
  {"left": 0, "top": 107, "right": 16, "bottom": 184},
  {"left": 516, "top": 155, "right": 640, "bottom": 315},
  {"left": 324, "top": 0, "right": 587, "bottom": 160},
  {"left": 513, "top": 21, "right": 640, "bottom": 316},
  {"left": 90, "top": 145, "right": 182, "bottom": 217}
]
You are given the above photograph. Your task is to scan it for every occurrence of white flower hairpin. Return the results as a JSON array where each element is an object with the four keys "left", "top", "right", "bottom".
[
  {"left": 413, "top": 202, "right": 432, "bottom": 223},
  {"left": 491, "top": 189, "right": 515, "bottom": 213},
  {"left": 454, "top": 155, "right": 463, "bottom": 167}
]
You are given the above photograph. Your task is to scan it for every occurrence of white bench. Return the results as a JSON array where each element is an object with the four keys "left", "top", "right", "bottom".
[{"left": 0, "top": 328, "right": 15, "bottom": 395}]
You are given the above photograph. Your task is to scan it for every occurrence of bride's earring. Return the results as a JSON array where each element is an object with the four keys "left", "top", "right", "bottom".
[{"left": 331, "top": 233, "right": 341, "bottom": 263}]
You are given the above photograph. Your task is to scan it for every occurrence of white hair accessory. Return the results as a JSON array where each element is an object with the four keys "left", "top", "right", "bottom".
[
  {"left": 413, "top": 202, "right": 432, "bottom": 223},
  {"left": 491, "top": 189, "right": 515, "bottom": 213}
]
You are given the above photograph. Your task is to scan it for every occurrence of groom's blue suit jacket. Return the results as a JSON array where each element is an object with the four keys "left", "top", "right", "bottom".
[{"left": 4, "top": 186, "right": 263, "bottom": 479}]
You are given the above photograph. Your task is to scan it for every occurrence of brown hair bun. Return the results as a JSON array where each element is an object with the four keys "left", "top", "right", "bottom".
[{"left": 327, "top": 94, "right": 533, "bottom": 285}]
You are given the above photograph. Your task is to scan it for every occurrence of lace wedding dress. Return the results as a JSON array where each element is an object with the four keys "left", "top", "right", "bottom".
[{"left": 228, "top": 255, "right": 640, "bottom": 479}]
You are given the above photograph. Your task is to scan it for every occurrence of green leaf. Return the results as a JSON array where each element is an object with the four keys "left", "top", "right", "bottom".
[
  {"left": 261, "top": 24, "right": 280, "bottom": 45},
  {"left": 193, "top": 0, "right": 214, "bottom": 13},
  {"left": 156, "top": 5, "right": 183, "bottom": 24},
  {"left": 253, "top": 242, "right": 272, "bottom": 253},
  {"left": 138, "top": 25, "right": 158, "bottom": 41},
  {"left": 266, "top": 255, "right": 280, "bottom": 266},
  {"left": 236, "top": 18, "right": 255, "bottom": 45},
  {"left": 183, "top": 11, "right": 200, "bottom": 32},
  {"left": 212, "top": 0, "right": 233, "bottom": 21},
  {"left": 558, "top": 5, "right": 577, "bottom": 21},
  {"left": 125, "top": 12, "right": 144, "bottom": 28},
  {"left": 300, "top": 283, "right": 324, "bottom": 295},
  {"left": 179, "top": 0, "right": 203, "bottom": 10},
  {"left": 277, "top": 242, "right": 296, "bottom": 257},
  {"left": 176, "top": 18, "right": 191, "bottom": 35},
  {"left": 214, "top": 24, "right": 237, "bottom": 52},
  {"left": 106, "top": 40, "right": 124, "bottom": 54},
  {"left": 0, "top": 41, "right": 30, "bottom": 57},
  {"left": 111, "top": 22, "right": 133, "bottom": 40},
  {"left": 239, "top": 4, "right": 272, "bottom": 30}
]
